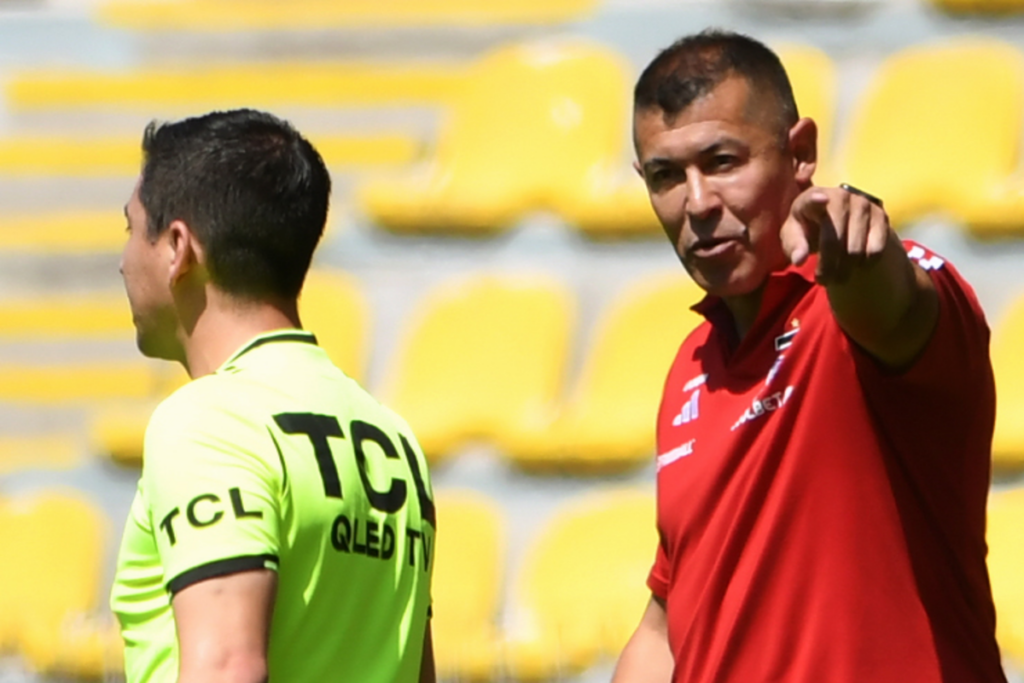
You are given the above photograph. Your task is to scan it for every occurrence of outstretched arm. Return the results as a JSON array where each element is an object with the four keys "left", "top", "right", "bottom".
[
  {"left": 780, "top": 186, "right": 939, "bottom": 368},
  {"left": 612, "top": 594, "right": 673, "bottom": 683}
]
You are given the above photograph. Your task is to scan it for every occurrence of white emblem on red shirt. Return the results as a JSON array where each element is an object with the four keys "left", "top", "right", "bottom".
[
  {"left": 683, "top": 373, "right": 707, "bottom": 392},
  {"left": 907, "top": 245, "right": 945, "bottom": 271},
  {"left": 673, "top": 389, "right": 700, "bottom": 426},
  {"left": 774, "top": 328, "right": 799, "bottom": 351},
  {"left": 731, "top": 386, "right": 795, "bottom": 431},
  {"left": 657, "top": 439, "right": 696, "bottom": 471}
]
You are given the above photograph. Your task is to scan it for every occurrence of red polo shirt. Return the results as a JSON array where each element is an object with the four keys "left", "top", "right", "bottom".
[{"left": 649, "top": 242, "right": 1005, "bottom": 683}]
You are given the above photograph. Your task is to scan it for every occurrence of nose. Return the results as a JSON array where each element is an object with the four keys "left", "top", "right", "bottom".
[{"left": 685, "top": 171, "right": 721, "bottom": 220}]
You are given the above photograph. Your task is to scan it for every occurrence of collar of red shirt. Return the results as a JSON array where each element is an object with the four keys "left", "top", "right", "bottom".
[{"left": 690, "top": 255, "right": 818, "bottom": 321}]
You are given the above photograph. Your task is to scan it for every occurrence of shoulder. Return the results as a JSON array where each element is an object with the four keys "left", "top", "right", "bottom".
[
  {"left": 901, "top": 240, "right": 978, "bottom": 302},
  {"left": 150, "top": 369, "right": 282, "bottom": 426},
  {"left": 853, "top": 240, "right": 992, "bottom": 386},
  {"left": 147, "top": 375, "right": 241, "bottom": 437},
  {"left": 900, "top": 240, "right": 988, "bottom": 332},
  {"left": 144, "top": 373, "right": 279, "bottom": 474}
]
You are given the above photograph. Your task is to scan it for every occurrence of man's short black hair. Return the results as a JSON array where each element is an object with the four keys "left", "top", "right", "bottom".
[
  {"left": 634, "top": 29, "right": 799, "bottom": 138},
  {"left": 139, "top": 108, "right": 331, "bottom": 300}
]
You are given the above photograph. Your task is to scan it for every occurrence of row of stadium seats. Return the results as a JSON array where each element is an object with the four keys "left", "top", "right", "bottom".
[
  {"left": 355, "top": 37, "right": 1024, "bottom": 237},
  {"left": 2, "top": 485, "right": 1022, "bottom": 682},
  {"left": 85, "top": 0, "right": 1024, "bottom": 31},
  {"left": 6, "top": 267, "right": 1024, "bottom": 473},
  {"left": 0, "top": 486, "right": 653, "bottom": 681},
  {"left": 0, "top": 269, "right": 703, "bottom": 472},
  {"left": 0, "top": 133, "right": 418, "bottom": 176},
  {"left": 8, "top": 38, "right": 1024, "bottom": 237},
  {"left": 96, "top": 0, "right": 599, "bottom": 31}
]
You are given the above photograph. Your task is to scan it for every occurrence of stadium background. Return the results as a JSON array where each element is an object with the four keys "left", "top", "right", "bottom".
[{"left": 0, "top": 0, "right": 1023, "bottom": 681}]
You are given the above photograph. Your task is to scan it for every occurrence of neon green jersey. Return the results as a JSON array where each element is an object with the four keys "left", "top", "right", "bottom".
[{"left": 110, "top": 330, "right": 435, "bottom": 683}]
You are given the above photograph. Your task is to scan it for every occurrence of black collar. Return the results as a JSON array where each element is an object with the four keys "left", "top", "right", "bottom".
[{"left": 231, "top": 330, "right": 318, "bottom": 364}]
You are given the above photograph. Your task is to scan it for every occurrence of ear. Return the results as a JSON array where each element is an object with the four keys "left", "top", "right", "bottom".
[
  {"left": 788, "top": 117, "right": 818, "bottom": 186},
  {"left": 164, "top": 220, "right": 204, "bottom": 287}
]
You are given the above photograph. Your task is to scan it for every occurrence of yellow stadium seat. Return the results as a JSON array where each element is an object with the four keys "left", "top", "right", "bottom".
[
  {"left": 0, "top": 292, "right": 132, "bottom": 339},
  {"left": 0, "top": 362, "right": 184, "bottom": 405},
  {"left": 432, "top": 490, "right": 505, "bottom": 681},
  {"left": 0, "top": 491, "right": 108, "bottom": 659},
  {"left": 10, "top": 63, "right": 467, "bottom": 112},
  {"left": 0, "top": 133, "right": 417, "bottom": 176},
  {"left": 991, "top": 293, "right": 1024, "bottom": 471},
  {"left": 19, "top": 614, "right": 123, "bottom": 679},
  {"left": 381, "top": 273, "right": 573, "bottom": 461},
  {"left": 557, "top": 168, "right": 662, "bottom": 239},
  {"left": 98, "top": 0, "right": 597, "bottom": 31},
  {"left": 359, "top": 40, "right": 636, "bottom": 235},
  {"left": 0, "top": 211, "right": 125, "bottom": 253},
  {"left": 507, "top": 272, "right": 705, "bottom": 473},
  {"left": 0, "top": 361, "right": 167, "bottom": 404},
  {"left": 89, "top": 401, "right": 160, "bottom": 467},
  {"left": 930, "top": 0, "right": 1024, "bottom": 12},
  {"left": 774, "top": 42, "right": 838, "bottom": 182},
  {"left": 300, "top": 269, "right": 369, "bottom": 384},
  {"left": 504, "top": 488, "right": 657, "bottom": 680},
  {"left": 0, "top": 435, "right": 82, "bottom": 475},
  {"left": 835, "top": 39, "right": 1024, "bottom": 229},
  {"left": 90, "top": 366, "right": 191, "bottom": 466},
  {"left": 986, "top": 487, "right": 1024, "bottom": 667}
]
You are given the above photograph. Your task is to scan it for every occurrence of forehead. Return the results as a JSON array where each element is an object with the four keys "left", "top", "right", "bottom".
[
  {"left": 633, "top": 76, "right": 774, "bottom": 162},
  {"left": 126, "top": 176, "right": 144, "bottom": 209}
]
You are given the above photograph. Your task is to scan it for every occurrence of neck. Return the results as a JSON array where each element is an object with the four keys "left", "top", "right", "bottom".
[
  {"left": 179, "top": 292, "right": 301, "bottom": 378},
  {"left": 722, "top": 284, "right": 766, "bottom": 343}
]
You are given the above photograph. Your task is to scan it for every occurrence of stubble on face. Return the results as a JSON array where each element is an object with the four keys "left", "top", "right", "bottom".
[
  {"left": 633, "top": 75, "right": 798, "bottom": 300},
  {"left": 121, "top": 183, "right": 183, "bottom": 362}
]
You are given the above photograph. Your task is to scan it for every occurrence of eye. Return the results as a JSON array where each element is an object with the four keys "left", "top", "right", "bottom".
[
  {"left": 711, "top": 154, "right": 737, "bottom": 170},
  {"left": 647, "top": 167, "right": 683, "bottom": 189}
]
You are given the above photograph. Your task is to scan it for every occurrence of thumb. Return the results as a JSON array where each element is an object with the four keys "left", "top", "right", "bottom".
[{"left": 780, "top": 190, "right": 829, "bottom": 266}]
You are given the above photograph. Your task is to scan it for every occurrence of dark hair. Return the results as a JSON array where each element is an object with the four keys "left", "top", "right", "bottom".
[
  {"left": 138, "top": 108, "right": 331, "bottom": 300},
  {"left": 634, "top": 29, "right": 798, "bottom": 138}
]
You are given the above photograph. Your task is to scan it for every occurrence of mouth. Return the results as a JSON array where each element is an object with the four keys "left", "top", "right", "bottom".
[{"left": 690, "top": 237, "right": 740, "bottom": 259}]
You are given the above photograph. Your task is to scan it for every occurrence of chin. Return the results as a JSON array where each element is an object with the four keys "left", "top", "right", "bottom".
[
  {"left": 135, "top": 330, "right": 183, "bottom": 363},
  {"left": 687, "top": 264, "right": 765, "bottom": 299}
]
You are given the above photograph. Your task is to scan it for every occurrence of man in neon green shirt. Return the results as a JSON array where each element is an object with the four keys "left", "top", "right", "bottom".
[{"left": 110, "top": 109, "right": 435, "bottom": 683}]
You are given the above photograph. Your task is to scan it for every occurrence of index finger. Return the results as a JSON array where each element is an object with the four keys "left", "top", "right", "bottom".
[{"left": 789, "top": 189, "right": 831, "bottom": 228}]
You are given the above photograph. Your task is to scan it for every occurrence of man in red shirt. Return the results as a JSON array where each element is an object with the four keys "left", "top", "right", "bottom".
[{"left": 612, "top": 30, "right": 1007, "bottom": 683}]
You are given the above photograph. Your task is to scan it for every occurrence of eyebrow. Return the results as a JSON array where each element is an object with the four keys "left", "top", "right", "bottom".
[
  {"left": 642, "top": 138, "right": 746, "bottom": 172},
  {"left": 123, "top": 204, "right": 129, "bottom": 219},
  {"left": 642, "top": 157, "right": 674, "bottom": 173}
]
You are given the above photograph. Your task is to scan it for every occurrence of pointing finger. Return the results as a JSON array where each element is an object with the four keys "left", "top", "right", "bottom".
[
  {"left": 782, "top": 189, "right": 831, "bottom": 266},
  {"left": 780, "top": 214, "right": 812, "bottom": 266},
  {"left": 815, "top": 192, "right": 847, "bottom": 284},
  {"left": 790, "top": 190, "right": 831, "bottom": 229}
]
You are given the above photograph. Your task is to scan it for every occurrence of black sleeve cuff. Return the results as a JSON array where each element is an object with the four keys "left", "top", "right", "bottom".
[{"left": 167, "top": 554, "right": 279, "bottom": 595}]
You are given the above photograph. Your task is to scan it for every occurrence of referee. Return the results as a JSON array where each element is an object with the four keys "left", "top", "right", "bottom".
[{"left": 110, "top": 109, "right": 436, "bottom": 683}]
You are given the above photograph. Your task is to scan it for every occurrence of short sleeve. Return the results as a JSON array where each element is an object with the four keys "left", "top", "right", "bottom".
[
  {"left": 854, "top": 242, "right": 991, "bottom": 389},
  {"left": 852, "top": 242, "right": 995, "bottom": 490},
  {"left": 141, "top": 390, "right": 282, "bottom": 595}
]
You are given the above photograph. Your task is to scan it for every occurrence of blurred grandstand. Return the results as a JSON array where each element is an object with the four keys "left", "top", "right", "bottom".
[{"left": 0, "top": 0, "right": 1023, "bottom": 681}]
